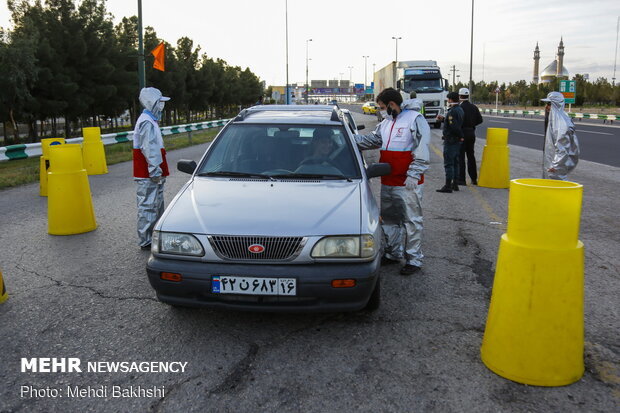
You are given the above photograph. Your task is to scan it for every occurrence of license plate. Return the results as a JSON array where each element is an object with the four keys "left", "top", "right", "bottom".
[{"left": 211, "top": 276, "right": 296, "bottom": 296}]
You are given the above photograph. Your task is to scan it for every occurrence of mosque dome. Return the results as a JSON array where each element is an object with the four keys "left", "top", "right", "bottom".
[{"left": 540, "top": 60, "right": 569, "bottom": 82}]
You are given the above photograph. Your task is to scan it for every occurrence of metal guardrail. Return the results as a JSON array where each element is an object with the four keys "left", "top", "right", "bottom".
[
  {"left": 0, "top": 119, "right": 231, "bottom": 162},
  {"left": 482, "top": 109, "right": 617, "bottom": 121}
]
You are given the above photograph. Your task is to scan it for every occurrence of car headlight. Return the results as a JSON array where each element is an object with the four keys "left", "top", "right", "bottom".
[
  {"left": 311, "top": 235, "right": 376, "bottom": 258},
  {"left": 154, "top": 231, "right": 204, "bottom": 256}
]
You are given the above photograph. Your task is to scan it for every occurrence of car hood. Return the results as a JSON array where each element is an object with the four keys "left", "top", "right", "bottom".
[{"left": 160, "top": 178, "right": 361, "bottom": 236}]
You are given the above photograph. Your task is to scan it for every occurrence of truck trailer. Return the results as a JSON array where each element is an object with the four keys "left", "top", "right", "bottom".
[{"left": 373, "top": 60, "right": 448, "bottom": 128}]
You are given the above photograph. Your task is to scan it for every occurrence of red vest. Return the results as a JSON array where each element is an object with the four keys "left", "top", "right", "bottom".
[
  {"left": 132, "top": 148, "right": 170, "bottom": 178},
  {"left": 377, "top": 111, "right": 420, "bottom": 186},
  {"left": 132, "top": 112, "right": 170, "bottom": 178}
]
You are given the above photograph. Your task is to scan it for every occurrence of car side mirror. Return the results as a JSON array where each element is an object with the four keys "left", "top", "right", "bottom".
[
  {"left": 357, "top": 124, "right": 366, "bottom": 130},
  {"left": 366, "top": 163, "right": 391, "bottom": 178},
  {"left": 177, "top": 159, "right": 197, "bottom": 174}
]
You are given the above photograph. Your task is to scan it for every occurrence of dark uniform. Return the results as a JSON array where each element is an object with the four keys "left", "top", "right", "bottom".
[
  {"left": 458, "top": 100, "right": 483, "bottom": 184},
  {"left": 442, "top": 104, "right": 464, "bottom": 184}
]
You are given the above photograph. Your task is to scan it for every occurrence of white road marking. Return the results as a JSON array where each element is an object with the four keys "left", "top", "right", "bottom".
[
  {"left": 577, "top": 130, "right": 613, "bottom": 135},
  {"left": 488, "top": 120, "right": 510, "bottom": 124},
  {"left": 513, "top": 130, "right": 544, "bottom": 136}
]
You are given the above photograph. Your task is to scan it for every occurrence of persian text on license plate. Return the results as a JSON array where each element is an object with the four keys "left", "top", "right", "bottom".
[{"left": 211, "top": 276, "right": 296, "bottom": 296}]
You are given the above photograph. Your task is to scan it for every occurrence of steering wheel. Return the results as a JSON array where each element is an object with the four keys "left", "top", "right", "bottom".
[{"left": 300, "top": 156, "right": 337, "bottom": 167}]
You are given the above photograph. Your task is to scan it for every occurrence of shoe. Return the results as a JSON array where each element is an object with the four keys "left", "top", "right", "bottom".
[
  {"left": 456, "top": 180, "right": 466, "bottom": 185},
  {"left": 140, "top": 243, "right": 152, "bottom": 250},
  {"left": 452, "top": 181, "right": 460, "bottom": 191},
  {"left": 436, "top": 185, "right": 452, "bottom": 193},
  {"left": 400, "top": 264, "right": 421, "bottom": 275},
  {"left": 381, "top": 256, "right": 400, "bottom": 265},
  {"left": 471, "top": 179, "right": 478, "bottom": 185}
]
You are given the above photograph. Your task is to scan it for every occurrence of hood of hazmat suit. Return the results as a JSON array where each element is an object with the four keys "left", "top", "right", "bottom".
[
  {"left": 139, "top": 87, "right": 171, "bottom": 121},
  {"left": 401, "top": 98, "right": 424, "bottom": 112},
  {"left": 542, "top": 91, "right": 579, "bottom": 180}
]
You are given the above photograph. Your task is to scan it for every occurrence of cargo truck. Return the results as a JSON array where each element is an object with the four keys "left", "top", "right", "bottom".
[{"left": 373, "top": 60, "right": 449, "bottom": 128}]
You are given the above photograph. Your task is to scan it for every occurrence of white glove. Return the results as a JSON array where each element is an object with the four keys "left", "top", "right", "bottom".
[{"left": 405, "top": 176, "right": 417, "bottom": 190}]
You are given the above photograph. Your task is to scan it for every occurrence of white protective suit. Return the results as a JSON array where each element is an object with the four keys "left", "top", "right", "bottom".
[
  {"left": 542, "top": 91, "right": 579, "bottom": 180},
  {"left": 134, "top": 87, "right": 170, "bottom": 248},
  {"left": 355, "top": 100, "right": 431, "bottom": 267}
]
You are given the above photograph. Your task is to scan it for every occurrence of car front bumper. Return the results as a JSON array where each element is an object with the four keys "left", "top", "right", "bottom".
[{"left": 146, "top": 254, "right": 381, "bottom": 312}]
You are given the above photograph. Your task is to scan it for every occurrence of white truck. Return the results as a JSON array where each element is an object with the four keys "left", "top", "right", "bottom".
[{"left": 374, "top": 60, "right": 448, "bottom": 128}]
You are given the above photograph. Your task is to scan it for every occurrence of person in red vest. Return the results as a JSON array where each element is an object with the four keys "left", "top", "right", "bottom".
[
  {"left": 354, "top": 88, "right": 429, "bottom": 275},
  {"left": 133, "top": 87, "right": 170, "bottom": 250}
]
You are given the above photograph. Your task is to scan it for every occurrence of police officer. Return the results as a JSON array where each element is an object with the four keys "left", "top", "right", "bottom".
[
  {"left": 457, "top": 88, "right": 483, "bottom": 185},
  {"left": 355, "top": 88, "right": 430, "bottom": 275},
  {"left": 436, "top": 92, "right": 464, "bottom": 193}
]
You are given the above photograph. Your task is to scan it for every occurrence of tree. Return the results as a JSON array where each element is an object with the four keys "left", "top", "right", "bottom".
[{"left": 0, "top": 27, "right": 38, "bottom": 142}]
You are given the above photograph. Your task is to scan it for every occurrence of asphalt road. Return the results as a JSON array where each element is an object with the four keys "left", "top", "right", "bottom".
[
  {"left": 0, "top": 111, "right": 618, "bottom": 412},
  {"left": 345, "top": 103, "right": 620, "bottom": 168}
]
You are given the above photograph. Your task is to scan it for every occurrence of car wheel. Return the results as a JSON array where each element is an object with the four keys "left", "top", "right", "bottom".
[
  {"left": 364, "top": 277, "right": 381, "bottom": 311},
  {"left": 434, "top": 122, "right": 441, "bottom": 129}
]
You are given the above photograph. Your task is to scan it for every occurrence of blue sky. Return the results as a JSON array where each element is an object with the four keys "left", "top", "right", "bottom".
[{"left": 1, "top": 0, "right": 619, "bottom": 86}]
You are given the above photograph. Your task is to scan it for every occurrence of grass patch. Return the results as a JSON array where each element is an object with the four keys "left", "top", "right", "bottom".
[{"left": 0, "top": 129, "right": 220, "bottom": 191}]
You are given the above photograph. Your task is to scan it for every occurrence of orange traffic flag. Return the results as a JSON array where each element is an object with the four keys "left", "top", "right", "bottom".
[{"left": 151, "top": 42, "right": 165, "bottom": 71}]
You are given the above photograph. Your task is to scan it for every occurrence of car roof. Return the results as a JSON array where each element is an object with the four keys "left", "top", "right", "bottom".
[{"left": 233, "top": 105, "right": 343, "bottom": 125}]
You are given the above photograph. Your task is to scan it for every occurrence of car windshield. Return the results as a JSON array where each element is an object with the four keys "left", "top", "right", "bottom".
[{"left": 197, "top": 124, "right": 361, "bottom": 179}]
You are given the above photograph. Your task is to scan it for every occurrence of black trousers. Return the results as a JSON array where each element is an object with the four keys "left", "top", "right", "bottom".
[{"left": 459, "top": 135, "right": 477, "bottom": 182}]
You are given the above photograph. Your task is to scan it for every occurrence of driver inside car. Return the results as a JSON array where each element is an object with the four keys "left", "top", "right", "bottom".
[
  {"left": 295, "top": 129, "right": 342, "bottom": 175},
  {"left": 303, "top": 129, "right": 336, "bottom": 164}
]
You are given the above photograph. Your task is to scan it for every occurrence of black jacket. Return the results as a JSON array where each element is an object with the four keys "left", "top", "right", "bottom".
[
  {"left": 460, "top": 100, "right": 483, "bottom": 138},
  {"left": 442, "top": 105, "right": 464, "bottom": 144}
]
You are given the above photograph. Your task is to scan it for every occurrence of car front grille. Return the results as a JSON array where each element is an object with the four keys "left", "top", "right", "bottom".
[{"left": 209, "top": 236, "right": 305, "bottom": 261}]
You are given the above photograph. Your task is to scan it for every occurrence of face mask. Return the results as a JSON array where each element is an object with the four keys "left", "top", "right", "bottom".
[
  {"left": 157, "top": 101, "right": 165, "bottom": 112},
  {"left": 379, "top": 110, "right": 388, "bottom": 119}
]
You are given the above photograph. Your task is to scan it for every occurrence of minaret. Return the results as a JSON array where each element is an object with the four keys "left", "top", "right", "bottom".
[
  {"left": 556, "top": 37, "right": 565, "bottom": 78},
  {"left": 533, "top": 42, "right": 540, "bottom": 84}
]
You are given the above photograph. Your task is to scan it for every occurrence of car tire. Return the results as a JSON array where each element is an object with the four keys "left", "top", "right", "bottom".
[
  {"left": 434, "top": 122, "right": 441, "bottom": 129},
  {"left": 364, "top": 277, "right": 381, "bottom": 311}
]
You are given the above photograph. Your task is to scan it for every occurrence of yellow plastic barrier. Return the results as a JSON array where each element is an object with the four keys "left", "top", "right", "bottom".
[
  {"left": 47, "top": 144, "right": 97, "bottom": 235},
  {"left": 39, "top": 138, "right": 66, "bottom": 196},
  {"left": 481, "top": 178, "right": 584, "bottom": 386},
  {"left": 0, "top": 269, "right": 7, "bottom": 304},
  {"left": 82, "top": 127, "right": 108, "bottom": 175},
  {"left": 477, "top": 128, "right": 510, "bottom": 189}
]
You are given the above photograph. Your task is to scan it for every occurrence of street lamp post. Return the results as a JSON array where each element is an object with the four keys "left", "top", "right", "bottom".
[
  {"left": 392, "top": 36, "right": 401, "bottom": 62},
  {"left": 392, "top": 36, "right": 401, "bottom": 89},
  {"left": 362, "top": 55, "right": 369, "bottom": 98},
  {"left": 285, "top": 0, "right": 290, "bottom": 104},
  {"left": 469, "top": 0, "right": 474, "bottom": 97},
  {"left": 305, "top": 39, "right": 313, "bottom": 104},
  {"left": 137, "top": 0, "right": 145, "bottom": 90}
]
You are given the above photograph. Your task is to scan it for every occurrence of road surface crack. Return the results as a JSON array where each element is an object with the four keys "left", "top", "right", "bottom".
[
  {"left": 208, "top": 342, "right": 259, "bottom": 395},
  {"left": 458, "top": 228, "right": 495, "bottom": 290},
  {"left": 14, "top": 264, "right": 157, "bottom": 303},
  {"left": 150, "top": 374, "right": 204, "bottom": 413}
]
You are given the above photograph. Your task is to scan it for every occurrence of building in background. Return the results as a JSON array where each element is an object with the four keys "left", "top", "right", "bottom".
[{"left": 534, "top": 38, "right": 570, "bottom": 84}]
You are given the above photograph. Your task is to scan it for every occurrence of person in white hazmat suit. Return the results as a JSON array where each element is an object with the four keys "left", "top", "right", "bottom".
[
  {"left": 355, "top": 88, "right": 431, "bottom": 275},
  {"left": 541, "top": 91, "right": 579, "bottom": 180},
  {"left": 133, "top": 87, "right": 171, "bottom": 249}
]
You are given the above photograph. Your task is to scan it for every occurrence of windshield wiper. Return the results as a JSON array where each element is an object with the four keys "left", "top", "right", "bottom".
[
  {"left": 197, "top": 171, "right": 275, "bottom": 180},
  {"left": 271, "top": 173, "right": 353, "bottom": 182}
]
